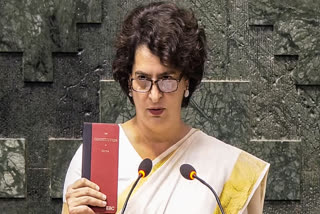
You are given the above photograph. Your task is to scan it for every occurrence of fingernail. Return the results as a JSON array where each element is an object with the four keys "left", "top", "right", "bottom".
[
  {"left": 103, "top": 194, "right": 107, "bottom": 200},
  {"left": 96, "top": 185, "right": 100, "bottom": 191},
  {"left": 102, "top": 201, "right": 107, "bottom": 206}
]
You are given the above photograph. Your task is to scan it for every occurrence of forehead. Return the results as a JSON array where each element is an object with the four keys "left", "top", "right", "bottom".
[{"left": 132, "top": 45, "right": 180, "bottom": 76}]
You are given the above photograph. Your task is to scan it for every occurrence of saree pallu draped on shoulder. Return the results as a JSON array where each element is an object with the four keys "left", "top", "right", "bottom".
[{"left": 117, "top": 130, "right": 269, "bottom": 214}]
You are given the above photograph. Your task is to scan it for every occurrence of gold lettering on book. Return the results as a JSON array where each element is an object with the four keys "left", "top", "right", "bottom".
[
  {"left": 94, "top": 137, "right": 118, "bottom": 142},
  {"left": 106, "top": 206, "right": 115, "bottom": 211}
]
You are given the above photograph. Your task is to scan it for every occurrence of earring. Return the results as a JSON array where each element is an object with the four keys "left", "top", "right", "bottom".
[
  {"left": 129, "top": 91, "right": 132, "bottom": 97},
  {"left": 184, "top": 89, "right": 189, "bottom": 98}
]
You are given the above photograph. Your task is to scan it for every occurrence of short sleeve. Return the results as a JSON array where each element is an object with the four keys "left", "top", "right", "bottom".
[{"left": 62, "top": 144, "right": 83, "bottom": 202}]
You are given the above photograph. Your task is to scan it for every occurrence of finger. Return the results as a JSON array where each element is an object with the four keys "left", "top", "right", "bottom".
[
  {"left": 68, "top": 205, "right": 96, "bottom": 214},
  {"left": 70, "top": 187, "right": 107, "bottom": 201},
  {"left": 70, "top": 178, "right": 100, "bottom": 190},
  {"left": 69, "top": 195, "right": 107, "bottom": 208}
]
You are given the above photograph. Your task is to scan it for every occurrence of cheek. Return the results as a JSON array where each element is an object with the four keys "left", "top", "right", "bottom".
[
  {"left": 177, "top": 86, "right": 186, "bottom": 97},
  {"left": 131, "top": 94, "right": 138, "bottom": 105},
  {"left": 172, "top": 93, "right": 185, "bottom": 107},
  {"left": 132, "top": 93, "right": 146, "bottom": 106}
]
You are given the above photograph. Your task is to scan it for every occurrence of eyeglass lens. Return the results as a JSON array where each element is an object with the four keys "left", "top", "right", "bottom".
[{"left": 132, "top": 79, "right": 178, "bottom": 92}]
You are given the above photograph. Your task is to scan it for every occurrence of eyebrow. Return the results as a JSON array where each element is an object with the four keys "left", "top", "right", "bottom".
[{"left": 134, "top": 70, "right": 178, "bottom": 77}]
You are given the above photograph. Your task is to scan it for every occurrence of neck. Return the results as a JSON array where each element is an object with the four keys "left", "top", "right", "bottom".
[{"left": 122, "top": 117, "right": 190, "bottom": 159}]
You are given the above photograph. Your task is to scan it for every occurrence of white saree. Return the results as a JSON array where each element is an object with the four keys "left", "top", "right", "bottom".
[
  {"left": 116, "top": 128, "right": 269, "bottom": 214},
  {"left": 63, "top": 126, "right": 269, "bottom": 214}
]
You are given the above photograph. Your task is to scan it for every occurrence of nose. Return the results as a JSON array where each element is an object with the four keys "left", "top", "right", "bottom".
[{"left": 148, "top": 82, "right": 162, "bottom": 103}]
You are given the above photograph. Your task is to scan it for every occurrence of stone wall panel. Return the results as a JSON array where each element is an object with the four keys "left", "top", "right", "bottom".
[
  {"left": 243, "top": 140, "right": 301, "bottom": 200},
  {"left": 49, "top": 138, "right": 82, "bottom": 198},
  {"left": 183, "top": 81, "right": 250, "bottom": 147},
  {"left": 0, "top": 138, "right": 25, "bottom": 198}
]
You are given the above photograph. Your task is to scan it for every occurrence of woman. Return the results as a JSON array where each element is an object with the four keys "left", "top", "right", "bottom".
[{"left": 62, "top": 2, "right": 269, "bottom": 214}]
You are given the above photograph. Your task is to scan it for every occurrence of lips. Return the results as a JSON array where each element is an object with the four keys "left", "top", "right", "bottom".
[{"left": 148, "top": 108, "right": 164, "bottom": 116}]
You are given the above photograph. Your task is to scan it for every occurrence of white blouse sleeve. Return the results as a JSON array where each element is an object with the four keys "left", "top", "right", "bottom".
[{"left": 62, "top": 144, "right": 83, "bottom": 202}]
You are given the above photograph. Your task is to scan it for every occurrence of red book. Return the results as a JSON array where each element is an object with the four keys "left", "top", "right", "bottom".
[{"left": 82, "top": 123, "right": 119, "bottom": 213}]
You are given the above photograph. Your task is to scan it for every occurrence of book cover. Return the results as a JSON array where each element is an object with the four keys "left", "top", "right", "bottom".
[{"left": 82, "top": 123, "right": 119, "bottom": 213}]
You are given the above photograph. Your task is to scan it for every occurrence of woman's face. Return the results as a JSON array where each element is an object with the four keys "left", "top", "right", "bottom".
[{"left": 130, "top": 45, "right": 188, "bottom": 129}]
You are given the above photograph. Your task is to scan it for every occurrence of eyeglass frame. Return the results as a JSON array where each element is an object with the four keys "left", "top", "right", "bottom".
[{"left": 130, "top": 73, "right": 185, "bottom": 93}]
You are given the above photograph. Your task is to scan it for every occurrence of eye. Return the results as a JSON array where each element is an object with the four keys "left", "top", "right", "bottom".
[
  {"left": 161, "top": 75, "right": 174, "bottom": 80},
  {"left": 137, "top": 74, "right": 148, "bottom": 80}
]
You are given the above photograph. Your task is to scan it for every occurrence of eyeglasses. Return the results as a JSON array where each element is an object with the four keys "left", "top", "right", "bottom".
[{"left": 130, "top": 75, "right": 183, "bottom": 93}]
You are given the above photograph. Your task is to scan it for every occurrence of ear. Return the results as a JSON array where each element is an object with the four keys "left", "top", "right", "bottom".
[{"left": 184, "top": 78, "right": 189, "bottom": 90}]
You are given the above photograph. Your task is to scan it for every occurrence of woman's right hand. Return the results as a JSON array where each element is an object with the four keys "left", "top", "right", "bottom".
[{"left": 65, "top": 178, "right": 107, "bottom": 214}]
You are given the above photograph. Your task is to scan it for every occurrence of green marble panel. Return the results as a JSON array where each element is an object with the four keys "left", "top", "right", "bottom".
[
  {"left": 1, "top": 0, "right": 57, "bottom": 82},
  {"left": 249, "top": 0, "right": 320, "bottom": 26},
  {"left": 48, "top": 0, "right": 78, "bottom": 53},
  {"left": 77, "top": 24, "right": 114, "bottom": 79},
  {"left": 0, "top": 0, "right": 102, "bottom": 82},
  {"left": 27, "top": 201, "right": 53, "bottom": 214},
  {"left": 250, "top": 26, "right": 300, "bottom": 140},
  {"left": 0, "top": 138, "right": 25, "bottom": 198},
  {"left": 27, "top": 168, "right": 50, "bottom": 201},
  {"left": 263, "top": 201, "right": 301, "bottom": 214},
  {"left": 0, "top": 199, "right": 27, "bottom": 214},
  {"left": 99, "top": 80, "right": 135, "bottom": 123},
  {"left": 295, "top": 55, "right": 320, "bottom": 85},
  {"left": 185, "top": 0, "right": 228, "bottom": 79},
  {"left": 0, "top": 1, "right": 24, "bottom": 51},
  {"left": 274, "top": 17, "right": 320, "bottom": 85},
  {"left": 183, "top": 81, "right": 250, "bottom": 146},
  {"left": 301, "top": 170, "right": 320, "bottom": 214},
  {"left": 298, "top": 86, "right": 320, "bottom": 172},
  {"left": 249, "top": 0, "right": 320, "bottom": 85},
  {"left": 76, "top": 0, "right": 102, "bottom": 23},
  {"left": 224, "top": 0, "right": 252, "bottom": 80},
  {"left": 243, "top": 140, "right": 301, "bottom": 200},
  {"left": 49, "top": 138, "right": 82, "bottom": 198},
  {"left": 298, "top": 86, "right": 320, "bottom": 213},
  {"left": 23, "top": 42, "right": 54, "bottom": 82}
]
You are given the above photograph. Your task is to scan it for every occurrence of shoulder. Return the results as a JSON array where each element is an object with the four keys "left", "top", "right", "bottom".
[
  {"left": 190, "top": 131, "right": 270, "bottom": 213},
  {"left": 191, "top": 130, "right": 268, "bottom": 166},
  {"left": 189, "top": 130, "right": 241, "bottom": 157},
  {"left": 188, "top": 130, "right": 269, "bottom": 180}
]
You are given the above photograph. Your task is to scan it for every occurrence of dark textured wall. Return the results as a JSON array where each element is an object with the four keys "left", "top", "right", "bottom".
[{"left": 0, "top": 0, "right": 319, "bottom": 213}]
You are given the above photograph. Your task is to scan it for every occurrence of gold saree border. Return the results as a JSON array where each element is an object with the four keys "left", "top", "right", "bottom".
[{"left": 213, "top": 151, "right": 268, "bottom": 214}]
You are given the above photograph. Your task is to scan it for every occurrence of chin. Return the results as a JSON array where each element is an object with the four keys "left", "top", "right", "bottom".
[{"left": 146, "top": 116, "right": 169, "bottom": 126}]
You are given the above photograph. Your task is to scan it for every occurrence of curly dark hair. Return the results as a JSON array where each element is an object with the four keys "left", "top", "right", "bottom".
[{"left": 112, "top": 1, "right": 207, "bottom": 107}]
